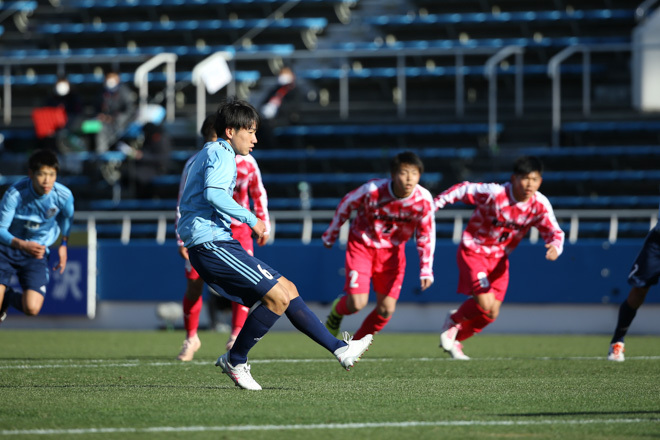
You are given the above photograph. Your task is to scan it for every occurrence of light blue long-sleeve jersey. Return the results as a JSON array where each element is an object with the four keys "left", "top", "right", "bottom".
[
  {"left": 0, "top": 178, "right": 74, "bottom": 248},
  {"left": 178, "top": 139, "right": 258, "bottom": 247}
]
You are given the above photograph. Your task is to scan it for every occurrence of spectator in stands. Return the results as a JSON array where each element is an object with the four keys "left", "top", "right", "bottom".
[
  {"left": 177, "top": 97, "right": 372, "bottom": 389},
  {"left": 124, "top": 122, "right": 172, "bottom": 199},
  {"left": 47, "top": 76, "right": 86, "bottom": 152},
  {"left": 32, "top": 76, "right": 85, "bottom": 153},
  {"left": 322, "top": 151, "right": 436, "bottom": 341},
  {"left": 0, "top": 149, "right": 74, "bottom": 324},
  {"left": 254, "top": 66, "right": 309, "bottom": 149},
  {"left": 175, "top": 113, "right": 271, "bottom": 361},
  {"left": 95, "top": 71, "right": 137, "bottom": 153},
  {"left": 435, "top": 156, "right": 565, "bottom": 360},
  {"left": 607, "top": 214, "right": 660, "bottom": 362}
]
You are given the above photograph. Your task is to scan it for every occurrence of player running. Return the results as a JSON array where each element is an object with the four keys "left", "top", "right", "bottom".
[
  {"left": 434, "top": 156, "right": 564, "bottom": 359},
  {"left": 0, "top": 149, "right": 74, "bottom": 322},
  {"left": 323, "top": 151, "right": 436, "bottom": 340}
]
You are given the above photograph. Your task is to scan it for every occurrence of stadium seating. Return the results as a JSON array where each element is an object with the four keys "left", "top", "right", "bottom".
[{"left": 0, "top": 0, "right": 657, "bottom": 243}]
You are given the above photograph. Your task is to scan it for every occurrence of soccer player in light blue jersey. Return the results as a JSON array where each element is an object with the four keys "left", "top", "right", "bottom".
[
  {"left": 0, "top": 149, "right": 74, "bottom": 322},
  {"left": 178, "top": 97, "right": 373, "bottom": 390}
]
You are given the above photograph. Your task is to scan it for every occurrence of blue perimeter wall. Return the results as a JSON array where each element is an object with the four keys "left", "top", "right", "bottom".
[{"left": 97, "top": 239, "right": 657, "bottom": 305}]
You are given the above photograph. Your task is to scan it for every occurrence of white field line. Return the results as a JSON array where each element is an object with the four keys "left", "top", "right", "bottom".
[
  {"left": 0, "top": 356, "right": 659, "bottom": 370},
  {"left": 1, "top": 418, "right": 658, "bottom": 436}
]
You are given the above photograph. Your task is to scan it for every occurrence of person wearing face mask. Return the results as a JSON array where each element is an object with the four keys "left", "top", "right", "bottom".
[
  {"left": 95, "top": 71, "right": 137, "bottom": 153},
  {"left": 45, "top": 76, "right": 86, "bottom": 152},
  {"left": 253, "top": 66, "right": 302, "bottom": 149}
]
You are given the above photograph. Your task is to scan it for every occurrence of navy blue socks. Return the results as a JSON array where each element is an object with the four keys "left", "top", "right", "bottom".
[
  {"left": 285, "top": 296, "right": 345, "bottom": 353},
  {"left": 4, "top": 287, "right": 24, "bottom": 313},
  {"left": 611, "top": 299, "right": 637, "bottom": 344},
  {"left": 229, "top": 303, "right": 280, "bottom": 366}
]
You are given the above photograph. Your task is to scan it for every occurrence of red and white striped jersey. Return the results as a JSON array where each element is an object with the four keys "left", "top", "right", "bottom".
[
  {"left": 175, "top": 152, "right": 270, "bottom": 246},
  {"left": 322, "top": 178, "right": 436, "bottom": 278},
  {"left": 434, "top": 181, "right": 565, "bottom": 258},
  {"left": 231, "top": 154, "right": 270, "bottom": 234}
]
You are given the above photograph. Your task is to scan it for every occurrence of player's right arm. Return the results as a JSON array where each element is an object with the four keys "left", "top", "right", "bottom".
[
  {"left": 0, "top": 189, "right": 46, "bottom": 258},
  {"left": 321, "top": 182, "right": 370, "bottom": 247},
  {"left": 204, "top": 149, "right": 257, "bottom": 228},
  {"left": 434, "top": 181, "right": 495, "bottom": 210}
]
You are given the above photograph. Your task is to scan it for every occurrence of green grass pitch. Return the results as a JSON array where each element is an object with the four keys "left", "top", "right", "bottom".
[{"left": 0, "top": 330, "right": 659, "bottom": 439}]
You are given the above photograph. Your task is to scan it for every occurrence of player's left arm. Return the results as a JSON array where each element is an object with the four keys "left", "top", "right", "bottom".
[
  {"left": 535, "top": 197, "right": 565, "bottom": 261},
  {"left": 54, "top": 193, "right": 75, "bottom": 273},
  {"left": 416, "top": 195, "right": 436, "bottom": 291}
]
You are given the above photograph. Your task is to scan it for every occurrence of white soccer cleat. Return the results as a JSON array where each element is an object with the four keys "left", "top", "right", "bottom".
[
  {"left": 448, "top": 341, "right": 470, "bottom": 360},
  {"left": 439, "top": 310, "right": 460, "bottom": 352},
  {"left": 608, "top": 342, "right": 625, "bottom": 362},
  {"left": 215, "top": 352, "right": 262, "bottom": 390},
  {"left": 334, "top": 331, "right": 373, "bottom": 371},
  {"left": 176, "top": 334, "right": 201, "bottom": 361}
]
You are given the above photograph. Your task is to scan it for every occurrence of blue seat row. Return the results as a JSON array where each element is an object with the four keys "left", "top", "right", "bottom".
[
  {"left": 364, "top": 9, "right": 634, "bottom": 26},
  {"left": 151, "top": 171, "right": 443, "bottom": 187},
  {"left": 562, "top": 121, "right": 660, "bottom": 132},
  {"left": 273, "top": 123, "right": 500, "bottom": 137},
  {"left": 7, "top": 70, "right": 260, "bottom": 86},
  {"left": 1, "top": 44, "right": 294, "bottom": 60},
  {"left": 481, "top": 169, "right": 660, "bottom": 183},
  {"left": 65, "top": 0, "right": 355, "bottom": 8},
  {"left": 251, "top": 147, "right": 478, "bottom": 161},
  {"left": 36, "top": 17, "right": 328, "bottom": 34},
  {"left": 550, "top": 195, "right": 659, "bottom": 209},
  {"left": 296, "top": 63, "right": 605, "bottom": 80},
  {"left": 88, "top": 198, "right": 178, "bottom": 211},
  {"left": 331, "top": 36, "right": 630, "bottom": 51},
  {"left": 0, "top": 174, "right": 91, "bottom": 187},
  {"left": 519, "top": 145, "right": 660, "bottom": 158},
  {"left": 3, "top": 1, "right": 36, "bottom": 12}
]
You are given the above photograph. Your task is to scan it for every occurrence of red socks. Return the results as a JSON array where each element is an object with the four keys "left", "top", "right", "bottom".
[
  {"left": 452, "top": 298, "right": 495, "bottom": 342},
  {"left": 231, "top": 302, "right": 250, "bottom": 337},
  {"left": 354, "top": 308, "right": 390, "bottom": 340},
  {"left": 334, "top": 295, "right": 354, "bottom": 316},
  {"left": 183, "top": 295, "right": 203, "bottom": 339}
]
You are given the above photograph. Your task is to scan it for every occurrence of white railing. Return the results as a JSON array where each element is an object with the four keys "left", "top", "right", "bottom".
[{"left": 73, "top": 209, "right": 659, "bottom": 246}]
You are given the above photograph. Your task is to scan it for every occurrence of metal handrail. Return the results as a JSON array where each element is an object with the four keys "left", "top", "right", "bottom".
[
  {"left": 1, "top": 53, "right": 150, "bottom": 124},
  {"left": 133, "top": 53, "right": 178, "bottom": 123},
  {"left": 73, "top": 208, "right": 659, "bottom": 246},
  {"left": 547, "top": 43, "right": 632, "bottom": 147},
  {"left": 484, "top": 45, "right": 524, "bottom": 150}
]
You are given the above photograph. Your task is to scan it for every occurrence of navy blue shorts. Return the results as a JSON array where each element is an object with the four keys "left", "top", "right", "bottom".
[
  {"left": 0, "top": 244, "right": 50, "bottom": 295},
  {"left": 188, "top": 240, "right": 281, "bottom": 308},
  {"left": 628, "top": 224, "right": 660, "bottom": 289}
]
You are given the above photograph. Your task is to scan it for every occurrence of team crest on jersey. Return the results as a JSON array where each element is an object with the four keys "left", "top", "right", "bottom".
[{"left": 47, "top": 207, "right": 58, "bottom": 218}]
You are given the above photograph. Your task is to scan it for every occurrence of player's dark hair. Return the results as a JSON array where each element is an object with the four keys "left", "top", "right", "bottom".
[
  {"left": 28, "top": 149, "right": 59, "bottom": 173},
  {"left": 200, "top": 114, "right": 217, "bottom": 141},
  {"left": 391, "top": 151, "right": 424, "bottom": 175},
  {"left": 513, "top": 156, "right": 543, "bottom": 176},
  {"left": 214, "top": 96, "right": 260, "bottom": 139}
]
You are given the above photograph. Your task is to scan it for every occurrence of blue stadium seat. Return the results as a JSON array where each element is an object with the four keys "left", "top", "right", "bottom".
[
  {"left": 66, "top": 0, "right": 355, "bottom": 7},
  {"left": 363, "top": 9, "right": 634, "bottom": 26},
  {"left": 296, "top": 63, "right": 605, "bottom": 81},
  {"left": 330, "top": 36, "right": 630, "bottom": 51},
  {"left": 273, "top": 123, "right": 500, "bottom": 137},
  {"left": 253, "top": 147, "right": 477, "bottom": 161},
  {"left": 36, "top": 17, "right": 328, "bottom": 34},
  {"left": 2, "top": 44, "right": 294, "bottom": 60},
  {"left": 562, "top": 121, "right": 660, "bottom": 132},
  {"left": 519, "top": 145, "right": 660, "bottom": 158}
]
